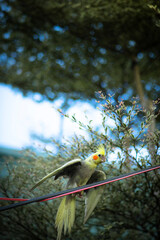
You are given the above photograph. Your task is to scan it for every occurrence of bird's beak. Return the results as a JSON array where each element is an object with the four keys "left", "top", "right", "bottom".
[{"left": 101, "top": 155, "right": 106, "bottom": 163}]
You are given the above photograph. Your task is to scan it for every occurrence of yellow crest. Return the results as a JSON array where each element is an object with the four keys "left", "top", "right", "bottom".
[{"left": 96, "top": 145, "right": 105, "bottom": 155}]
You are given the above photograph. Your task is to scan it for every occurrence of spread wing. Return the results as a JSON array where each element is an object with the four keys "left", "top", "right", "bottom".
[
  {"left": 84, "top": 170, "right": 106, "bottom": 223},
  {"left": 30, "top": 159, "right": 81, "bottom": 191}
]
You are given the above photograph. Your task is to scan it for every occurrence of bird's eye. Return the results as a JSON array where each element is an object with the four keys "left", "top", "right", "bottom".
[{"left": 98, "top": 154, "right": 101, "bottom": 157}]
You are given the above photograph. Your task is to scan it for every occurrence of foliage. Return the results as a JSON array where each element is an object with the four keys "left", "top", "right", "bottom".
[
  {"left": 0, "top": 0, "right": 160, "bottom": 103},
  {"left": 0, "top": 94, "right": 160, "bottom": 240}
]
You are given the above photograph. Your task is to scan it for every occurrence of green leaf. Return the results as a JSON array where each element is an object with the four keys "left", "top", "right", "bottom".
[{"left": 141, "top": 122, "right": 144, "bottom": 128}]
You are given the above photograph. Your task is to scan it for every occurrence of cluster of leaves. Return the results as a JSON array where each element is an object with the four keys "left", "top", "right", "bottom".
[
  {"left": 0, "top": 94, "right": 160, "bottom": 239},
  {"left": 1, "top": 0, "right": 160, "bottom": 103}
]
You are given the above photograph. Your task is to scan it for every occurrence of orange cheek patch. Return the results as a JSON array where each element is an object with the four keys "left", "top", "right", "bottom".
[{"left": 93, "top": 154, "right": 98, "bottom": 160}]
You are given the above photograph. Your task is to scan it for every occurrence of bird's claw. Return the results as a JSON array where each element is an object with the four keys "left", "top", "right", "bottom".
[{"left": 72, "top": 191, "right": 84, "bottom": 198}]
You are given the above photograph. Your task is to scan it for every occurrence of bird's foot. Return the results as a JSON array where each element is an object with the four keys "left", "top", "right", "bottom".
[
  {"left": 77, "top": 191, "right": 84, "bottom": 198},
  {"left": 72, "top": 191, "right": 83, "bottom": 198}
]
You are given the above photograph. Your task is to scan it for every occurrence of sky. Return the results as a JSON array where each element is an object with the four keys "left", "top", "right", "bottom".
[
  {"left": 0, "top": 83, "right": 152, "bottom": 163},
  {"left": 0, "top": 83, "right": 154, "bottom": 167},
  {"left": 0, "top": 83, "right": 104, "bottom": 151}
]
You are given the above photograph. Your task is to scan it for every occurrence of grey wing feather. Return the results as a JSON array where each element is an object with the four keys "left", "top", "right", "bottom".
[
  {"left": 30, "top": 159, "right": 81, "bottom": 191},
  {"left": 84, "top": 170, "right": 106, "bottom": 224}
]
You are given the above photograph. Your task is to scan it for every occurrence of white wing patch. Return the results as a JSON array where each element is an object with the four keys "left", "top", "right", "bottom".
[{"left": 30, "top": 158, "right": 81, "bottom": 191}]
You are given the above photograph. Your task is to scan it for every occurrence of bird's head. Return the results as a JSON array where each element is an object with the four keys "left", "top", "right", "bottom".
[{"left": 91, "top": 145, "right": 106, "bottom": 165}]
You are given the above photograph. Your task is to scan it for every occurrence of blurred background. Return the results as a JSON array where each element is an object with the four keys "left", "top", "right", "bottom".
[
  {"left": 0, "top": 1, "right": 160, "bottom": 239},
  {"left": 0, "top": 0, "right": 160, "bottom": 158},
  {"left": 0, "top": 83, "right": 100, "bottom": 149}
]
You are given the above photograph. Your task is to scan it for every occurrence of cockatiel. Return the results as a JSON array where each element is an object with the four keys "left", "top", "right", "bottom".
[{"left": 31, "top": 145, "right": 106, "bottom": 240}]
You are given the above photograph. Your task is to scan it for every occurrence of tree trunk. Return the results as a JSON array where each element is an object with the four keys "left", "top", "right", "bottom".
[{"left": 132, "top": 57, "right": 156, "bottom": 164}]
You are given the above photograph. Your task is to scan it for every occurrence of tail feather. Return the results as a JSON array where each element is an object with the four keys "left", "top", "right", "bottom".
[{"left": 55, "top": 195, "right": 75, "bottom": 240}]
